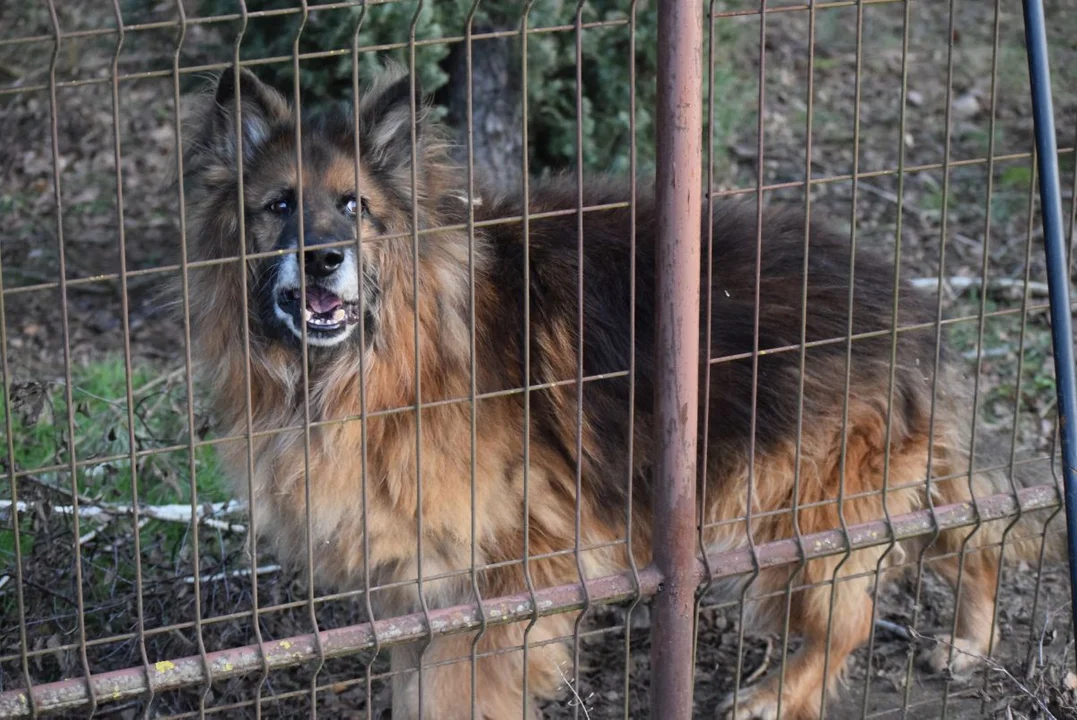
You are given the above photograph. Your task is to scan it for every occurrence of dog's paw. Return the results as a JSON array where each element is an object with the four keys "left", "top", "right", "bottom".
[
  {"left": 717, "top": 684, "right": 783, "bottom": 720},
  {"left": 918, "top": 634, "right": 984, "bottom": 676}
]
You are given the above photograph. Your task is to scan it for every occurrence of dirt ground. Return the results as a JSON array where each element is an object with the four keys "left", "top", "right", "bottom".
[{"left": 2, "top": 1, "right": 1077, "bottom": 718}]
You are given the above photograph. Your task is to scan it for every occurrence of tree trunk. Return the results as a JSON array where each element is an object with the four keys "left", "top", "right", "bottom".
[{"left": 437, "top": 28, "right": 524, "bottom": 193}]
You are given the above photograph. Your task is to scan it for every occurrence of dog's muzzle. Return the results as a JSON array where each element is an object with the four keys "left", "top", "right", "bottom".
[{"left": 272, "top": 247, "right": 370, "bottom": 348}]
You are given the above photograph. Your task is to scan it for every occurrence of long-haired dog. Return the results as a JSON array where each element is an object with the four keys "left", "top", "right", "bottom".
[{"left": 182, "top": 66, "right": 1062, "bottom": 719}]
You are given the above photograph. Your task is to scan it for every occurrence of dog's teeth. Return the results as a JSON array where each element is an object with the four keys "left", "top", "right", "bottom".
[
  {"left": 331, "top": 308, "right": 346, "bottom": 323},
  {"left": 307, "top": 314, "right": 338, "bottom": 327}
]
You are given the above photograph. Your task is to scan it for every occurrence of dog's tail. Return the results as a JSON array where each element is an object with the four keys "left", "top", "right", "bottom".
[
  {"left": 965, "top": 450, "right": 1068, "bottom": 567},
  {"left": 913, "top": 373, "right": 1068, "bottom": 568}
]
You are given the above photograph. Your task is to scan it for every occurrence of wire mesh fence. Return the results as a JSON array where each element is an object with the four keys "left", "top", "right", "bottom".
[{"left": 0, "top": 1, "right": 1075, "bottom": 718}]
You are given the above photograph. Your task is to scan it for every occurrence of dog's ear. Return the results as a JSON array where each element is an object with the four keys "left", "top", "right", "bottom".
[
  {"left": 209, "top": 66, "right": 291, "bottom": 164},
  {"left": 358, "top": 71, "right": 424, "bottom": 174}
]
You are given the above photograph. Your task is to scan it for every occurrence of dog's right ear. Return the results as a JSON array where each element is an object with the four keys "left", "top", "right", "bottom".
[{"left": 207, "top": 67, "right": 291, "bottom": 164}]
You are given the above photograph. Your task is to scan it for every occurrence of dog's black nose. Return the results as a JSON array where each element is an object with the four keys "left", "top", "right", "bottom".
[{"left": 305, "top": 247, "right": 344, "bottom": 278}]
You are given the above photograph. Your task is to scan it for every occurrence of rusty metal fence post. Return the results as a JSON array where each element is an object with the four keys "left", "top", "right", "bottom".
[{"left": 650, "top": 0, "right": 704, "bottom": 717}]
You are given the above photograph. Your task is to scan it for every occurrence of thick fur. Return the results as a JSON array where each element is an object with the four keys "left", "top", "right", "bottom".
[{"left": 182, "top": 67, "right": 1064, "bottom": 719}]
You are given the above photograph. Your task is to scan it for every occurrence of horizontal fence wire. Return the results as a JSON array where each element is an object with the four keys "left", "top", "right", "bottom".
[{"left": 0, "top": 483, "right": 1061, "bottom": 718}]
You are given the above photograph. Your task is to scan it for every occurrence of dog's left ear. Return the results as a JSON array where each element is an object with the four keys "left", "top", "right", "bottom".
[
  {"left": 209, "top": 66, "right": 291, "bottom": 165},
  {"left": 358, "top": 72, "right": 425, "bottom": 173}
]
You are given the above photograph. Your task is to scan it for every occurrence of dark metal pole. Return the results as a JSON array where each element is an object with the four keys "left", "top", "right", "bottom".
[
  {"left": 651, "top": 0, "right": 704, "bottom": 717},
  {"left": 1021, "top": 0, "right": 1077, "bottom": 634}
]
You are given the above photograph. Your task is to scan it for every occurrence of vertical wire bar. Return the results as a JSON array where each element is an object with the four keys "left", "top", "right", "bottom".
[
  {"left": 405, "top": 4, "right": 435, "bottom": 714},
  {"left": 170, "top": 1, "right": 213, "bottom": 714},
  {"left": 571, "top": 3, "right": 590, "bottom": 715},
  {"left": 106, "top": 3, "right": 156, "bottom": 710},
  {"left": 938, "top": 4, "right": 991, "bottom": 707},
  {"left": 461, "top": 5, "right": 486, "bottom": 719},
  {"left": 1021, "top": 0, "right": 1077, "bottom": 636},
  {"left": 348, "top": 7, "right": 380, "bottom": 718},
  {"left": 818, "top": 1, "right": 865, "bottom": 716},
  {"left": 404, "top": 5, "right": 435, "bottom": 715},
  {"left": 948, "top": 1, "right": 1004, "bottom": 709},
  {"left": 1004, "top": 159, "right": 1042, "bottom": 687},
  {"left": 777, "top": 0, "right": 817, "bottom": 709},
  {"left": 730, "top": 1, "right": 767, "bottom": 714},
  {"left": 1069, "top": 122, "right": 1077, "bottom": 272},
  {"left": 227, "top": 4, "right": 273, "bottom": 714},
  {"left": 288, "top": 2, "right": 326, "bottom": 714},
  {"left": 518, "top": 3, "right": 539, "bottom": 716},
  {"left": 1061, "top": 88, "right": 1077, "bottom": 685},
  {"left": 621, "top": 4, "right": 642, "bottom": 716},
  {"left": 0, "top": 42, "right": 35, "bottom": 720},
  {"left": 650, "top": 1, "right": 703, "bottom": 717},
  {"left": 693, "top": 0, "right": 718, "bottom": 683},
  {"left": 901, "top": 1, "right": 960, "bottom": 714},
  {"left": 860, "top": 0, "right": 913, "bottom": 712},
  {"left": 43, "top": 2, "right": 97, "bottom": 713},
  {"left": 0, "top": 258, "right": 32, "bottom": 713}
]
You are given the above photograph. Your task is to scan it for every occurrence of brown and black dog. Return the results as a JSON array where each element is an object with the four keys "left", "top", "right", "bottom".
[{"left": 182, "top": 65, "right": 1061, "bottom": 719}]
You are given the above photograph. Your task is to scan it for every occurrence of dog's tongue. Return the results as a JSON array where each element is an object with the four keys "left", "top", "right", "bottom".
[{"left": 305, "top": 286, "right": 343, "bottom": 314}]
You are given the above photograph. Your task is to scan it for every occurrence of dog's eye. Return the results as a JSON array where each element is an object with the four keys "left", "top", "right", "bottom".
[
  {"left": 343, "top": 195, "right": 370, "bottom": 219},
  {"left": 265, "top": 194, "right": 294, "bottom": 216}
]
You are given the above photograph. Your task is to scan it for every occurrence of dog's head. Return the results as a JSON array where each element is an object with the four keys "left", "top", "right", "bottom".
[{"left": 186, "top": 65, "right": 448, "bottom": 352}]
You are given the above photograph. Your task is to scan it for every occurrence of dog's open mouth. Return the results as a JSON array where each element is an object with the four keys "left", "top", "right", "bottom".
[{"left": 277, "top": 286, "right": 360, "bottom": 337}]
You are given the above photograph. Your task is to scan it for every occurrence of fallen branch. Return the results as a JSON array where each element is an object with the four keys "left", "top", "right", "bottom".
[
  {"left": 22, "top": 472, "right": 98, "bottom": 506},
  {"left": 874, "top": 618, "right": 913, "bottom": 641},
  {"left": 182, "top": 564, "right": 281, "bottom": 585},
  {"left": 0, "top": 499, "right": 247, "bottom": 534},
  {"left": 78, "top": 518, "right": 114, "bottom": 546},
  {"left": 132, "top": 366, "right": 187, "bottom": 398},
  {"left": 554, "top": 660, "right": 593, "bottom": 720},
  {"left": 908, "top": 276, "right": 1051, "bottom": 297},
  {"left": 859, "top": 182, "right": 936, "bottom": 220},
  {"left": 743, "top": 636, "right": 774, "bottom": 685},
  {"left": 906, "top": 625, "right": 1057, "bottom": 720}
]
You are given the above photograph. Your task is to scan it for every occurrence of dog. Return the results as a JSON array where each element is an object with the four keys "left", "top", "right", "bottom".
[{"left": 181, "top": 65, "right": 1063, "bottom": 719}]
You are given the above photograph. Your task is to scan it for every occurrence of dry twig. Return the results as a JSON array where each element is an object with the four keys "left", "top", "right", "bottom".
[
  {"left": 182, "top": 564, "right": 281, "bottom": 585},
  {"left": 908, "top": 276, "right": 1052, "bottom": 297},
  {"left": 0, "top": 498, "right": 247, "bottom": 533}
]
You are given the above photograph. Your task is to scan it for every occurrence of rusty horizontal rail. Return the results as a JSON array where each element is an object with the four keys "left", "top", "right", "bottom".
[{"left": 0, "top": 482, "right": 1061, "bottom": 718}]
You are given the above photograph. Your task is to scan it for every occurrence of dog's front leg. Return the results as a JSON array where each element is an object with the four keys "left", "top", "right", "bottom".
[{"left": 390, "top": 623, "right": 566, "bottom": 720}]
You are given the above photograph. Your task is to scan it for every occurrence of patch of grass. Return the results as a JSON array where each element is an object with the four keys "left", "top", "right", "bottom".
[
  {"left": 999, "top": 164, "right": 1032, "bottom": 191},
  {"left": 922, "top": 185, "right": 953, "bottom": 214},
  {"left": 1, "top": 357, "right": 231, "bottom": 571},
  {"left": 961, "top": 123, "right": 1006, "bottom": 157},
  {"left": 997, "top": 42, "right": 1032, "bottom": 101},
  {"left": 945, "top": 291, "right": 1056, "bottom": 453}
]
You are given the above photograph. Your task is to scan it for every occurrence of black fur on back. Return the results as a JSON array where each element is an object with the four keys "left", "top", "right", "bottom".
[{"left": 453, "top": 175, "right": 942, "bottom": 524}]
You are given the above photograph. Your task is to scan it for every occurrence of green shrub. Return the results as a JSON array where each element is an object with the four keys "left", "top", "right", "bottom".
[{"left": 195, "top": 0, "right": 744, "bottom": 176}]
